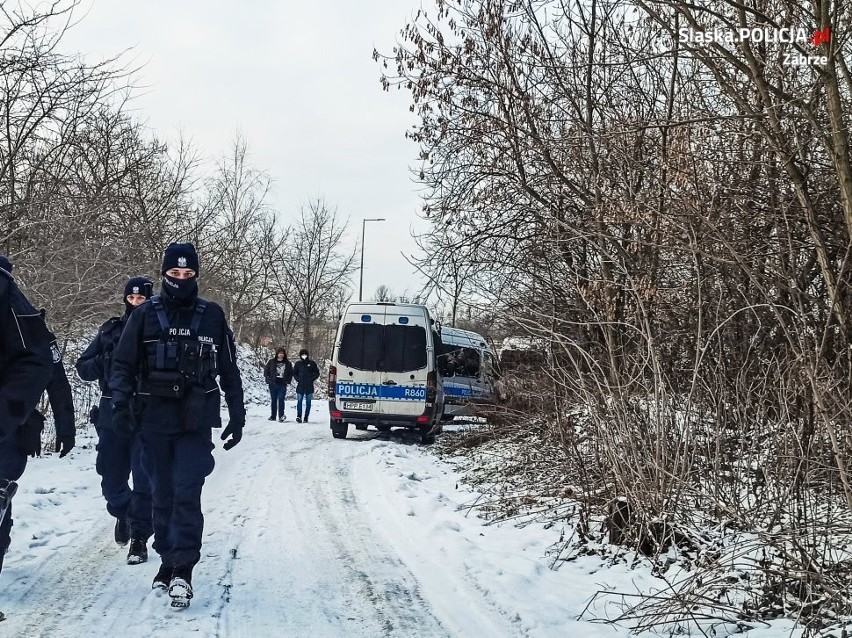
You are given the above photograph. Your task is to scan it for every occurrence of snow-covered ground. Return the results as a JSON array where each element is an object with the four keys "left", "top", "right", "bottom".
[{"left": 1, "top": 400, "right": 803, "bottom": 637}]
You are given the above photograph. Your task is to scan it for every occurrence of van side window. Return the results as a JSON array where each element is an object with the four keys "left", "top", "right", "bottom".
[
  {"left": 455, "top": 347, "right": 480, "bottom": 377},
  {"left": 383, "top": 324, "right": 427, "bottom": 372},
  {"left": 339, "top": 323, "right": 384, "bottom": 369},
  {"left": 467, "top": 348, "right": 481, "bottom": 377}
]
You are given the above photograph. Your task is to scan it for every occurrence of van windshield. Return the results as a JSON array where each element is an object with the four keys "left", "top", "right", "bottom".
[{"left": 338, "top": 323, "right": 428, "bottom": 372}]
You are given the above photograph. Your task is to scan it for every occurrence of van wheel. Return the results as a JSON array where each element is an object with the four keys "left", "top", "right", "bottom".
[
  {"left": 376, "top": 425, "right": 391, "bottom": 432},
  {"left": 355, "top": 424, "right": 368, "bottom": 431},
  {"left": 419, "top": 425, "right": 436, "bottom": 445},
  {"left": 331, "top": 421, "right": 348, "bottom": 439}
]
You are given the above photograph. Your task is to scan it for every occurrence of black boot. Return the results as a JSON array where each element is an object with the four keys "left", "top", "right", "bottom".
[
  {"left": 152, "top": 563, "right": 172, "bottom": 590},
  {"left": 303, "top": 411, "right": 310, "bottom": 423},
  {"left": 0, "top": 480, "right": 17, "bottom": 525},
  {"left": 267, "top": 415, "right": 275, "bottom": 421},
  {"left": 114, "top": 517, "right": 130, "bottom": 546},
  {"left": 127, "top": 538, "right": 148, "bottom": 565},
  {"left": 169, "top": 565, "right": 194, "bottom": 608}
]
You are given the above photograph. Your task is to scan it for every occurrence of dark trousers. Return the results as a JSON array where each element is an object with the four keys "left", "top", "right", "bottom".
[
  {"left": 0, "top": 433, "right": 27, "bottom": 574},
  {"left": 296, "top": 392, "right": 313, "bottom": 419},
  {"left": 96, "top": 428, "right": 153, "bottom": 541},
  {"left": 269, "top": 384, "right": 286, "bottom": 418},
  {"left": 143, "top": 429, "right": 215, "bottom": 568}
]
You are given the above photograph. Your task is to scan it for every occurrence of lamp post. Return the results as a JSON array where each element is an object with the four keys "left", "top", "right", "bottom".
[{"left": 359, "top": 217, "right": 385, "bottom": 301}]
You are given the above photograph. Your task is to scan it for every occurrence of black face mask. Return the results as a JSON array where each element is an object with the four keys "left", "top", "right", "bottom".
[{"left": 162, "top": 275, "right": 198, "bottom": 303}]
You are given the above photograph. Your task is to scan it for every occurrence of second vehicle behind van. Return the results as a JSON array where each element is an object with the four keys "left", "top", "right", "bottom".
[{"left": 439, "top": 326, "right": 500, "bottom": 419}]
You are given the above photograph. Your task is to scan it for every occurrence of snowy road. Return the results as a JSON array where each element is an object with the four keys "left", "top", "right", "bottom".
[
  {"left": 0, "top": 402, "right": 562, "bottom": 637},
  {"left": 0, "top": 401, "right": 801, "bottom": 637}
]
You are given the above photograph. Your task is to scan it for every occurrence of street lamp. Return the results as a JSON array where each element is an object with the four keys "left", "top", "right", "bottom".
[{"left": 359, "top": 217, "right": 385, "bottom": 301}]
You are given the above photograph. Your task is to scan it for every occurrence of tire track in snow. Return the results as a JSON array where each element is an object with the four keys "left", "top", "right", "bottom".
[{"left": 209, "top": 412, "right": 449, "bottom": 636}]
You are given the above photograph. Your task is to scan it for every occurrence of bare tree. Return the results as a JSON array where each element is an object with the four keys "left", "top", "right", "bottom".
[
  {"left": 194, "top": 133, "right": 286, "bottom": 340},
  {"left": 373, "top": 284, "right": 397, "bottom": 302},
  {"left": 277, "top": 199, "right": 356, "bottom": 357}
]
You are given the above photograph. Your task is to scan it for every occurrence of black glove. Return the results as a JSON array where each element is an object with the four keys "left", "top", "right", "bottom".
[
  {"left": 55, "top": 434, "right": 75, "bottom": 458},
  {"left": 112, "top": 402, "right": 136, "bottom": 438},
  {"left": 88, "top": 404, "right": 100, "bottom": 425},
  {"left": 221, "top": 419, "right": 244, "bottom": 450},
  {"left": 17, "top": 411, "right": 45, "bottom": 458}
]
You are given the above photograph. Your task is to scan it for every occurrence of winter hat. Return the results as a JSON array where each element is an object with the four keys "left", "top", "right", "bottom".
[
  {"left": 123, "top": 276, "right": 153, "bottom": 300},
  {"left": 0, "top": 255, "right": 12, "bottom": 273},
  {"left": 161, "top": 242, "right": 199, "bottom": 276},
  {"left": 299, "top": 349, "right": 309, "bottom": 357},
  {"left": 276, "top": 347, "right": 287, "bottom": 356}
]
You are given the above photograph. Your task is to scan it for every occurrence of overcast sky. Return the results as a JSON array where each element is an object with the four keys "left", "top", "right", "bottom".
[{"left": 62, "top": 0, "right": 430, "bottom": 300}]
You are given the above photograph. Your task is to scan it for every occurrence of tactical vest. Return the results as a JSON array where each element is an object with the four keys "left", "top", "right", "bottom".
[{"left": 137, "top": 295, "right": 218, "bottom": 399}]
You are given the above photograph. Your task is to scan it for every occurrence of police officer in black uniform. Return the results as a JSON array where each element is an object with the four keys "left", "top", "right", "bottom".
[
  {"left": 0, "top": 255, "right": 54, "bottom": 590},
  {"left": 110, "top": 243, "right": 245, "bottom": 609},
  {"left": 76, "top": 276, "right": 153, "bottom": 565}
]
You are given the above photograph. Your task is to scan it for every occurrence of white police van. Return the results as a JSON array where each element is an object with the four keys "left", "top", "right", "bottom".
[
  {"left": 439, "top": 326, "right": 500, "bottom": 418},
  {"left": 327, "top": 302, "right": 445, "bottom": 443}
]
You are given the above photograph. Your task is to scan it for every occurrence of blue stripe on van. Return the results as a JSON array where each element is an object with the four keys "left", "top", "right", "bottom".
[
  {"left": 336, "top": 383, "right": 426, "bottom": 401},
  {"left": 443, "top": 383, "right": 488, "bottom": 398}
]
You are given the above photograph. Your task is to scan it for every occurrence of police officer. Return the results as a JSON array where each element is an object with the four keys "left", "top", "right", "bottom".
[
  {"left": 110, "top": 243, "right": 245, "bottom": 609},
  {"left": 0, "top": 255, "right": 53, "bottom": 593},
  {"left": 76, "top": 276, "right": 153, "bottom": 565}
]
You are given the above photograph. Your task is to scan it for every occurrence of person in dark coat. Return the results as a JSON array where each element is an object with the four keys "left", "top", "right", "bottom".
[
  {"left": 76, "top": 276, "right": 153, "bottom": 564},
  {"left": 0, "top": 256, "right": 54, "bottom": 592},
  {"left": 263, "top": 347, "right": 292, "bottom": 422},
  {"left": 292, "top": 348, "right": 320, "bottom": 423},
  {"left": 109, "top": 243, "right": 245, "bottom": 609}
]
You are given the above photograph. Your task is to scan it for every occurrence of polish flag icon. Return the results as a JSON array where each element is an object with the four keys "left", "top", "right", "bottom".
[{"left": 810, "top": 27, "right": 830, "bottom": 46}]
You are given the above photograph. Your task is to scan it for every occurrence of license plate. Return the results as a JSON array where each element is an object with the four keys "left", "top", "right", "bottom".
[{"left": 343, "top": 401, "right": 374, "bottom": 411}]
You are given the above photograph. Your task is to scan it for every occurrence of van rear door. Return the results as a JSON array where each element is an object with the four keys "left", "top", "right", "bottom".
[
  {"left": 376, "top": 308, "right": 429, "bottom": 417},
  {"left": 335, "top": 307, "right": 385, "bottom": 412}
]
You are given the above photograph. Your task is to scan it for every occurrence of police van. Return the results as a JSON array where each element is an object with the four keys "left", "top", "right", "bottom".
[
  {"left": 327, "top": 302, "right": 445, "bottom": 443},
  {"left": 439, "top": 326, "right": 500, "bottom": 418}
]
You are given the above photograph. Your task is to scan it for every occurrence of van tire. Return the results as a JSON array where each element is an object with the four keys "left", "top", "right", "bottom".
[
  {"left": 331, "top": 421, "right": 348, "bottom": 439},
  {"left": 376, "top": 425, "right": 391, "bottom": 432},
  {"left": 419, "top": 425, "right": 436, "bottom": 445},
  {"left": 355, "top": 424, "right": 368, "bottom": 431}
]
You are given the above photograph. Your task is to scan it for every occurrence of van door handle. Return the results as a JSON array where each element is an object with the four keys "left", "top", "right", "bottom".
[{"left": 382, "top": 380, "right": 397, "bottom": 386}]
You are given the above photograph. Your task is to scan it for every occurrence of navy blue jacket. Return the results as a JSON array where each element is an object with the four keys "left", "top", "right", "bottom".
[
  {"left": 292, "top": 358, "right": 320, "bottom": 394},
  {"left": 109, "top": 291, "right": 245, "bottom": 434},
  {"left": 75, "top": 315, "right": 125, "bottom": 430},
  {"left": 0, "top": 270, "right": 53, "bottom": 438}
]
